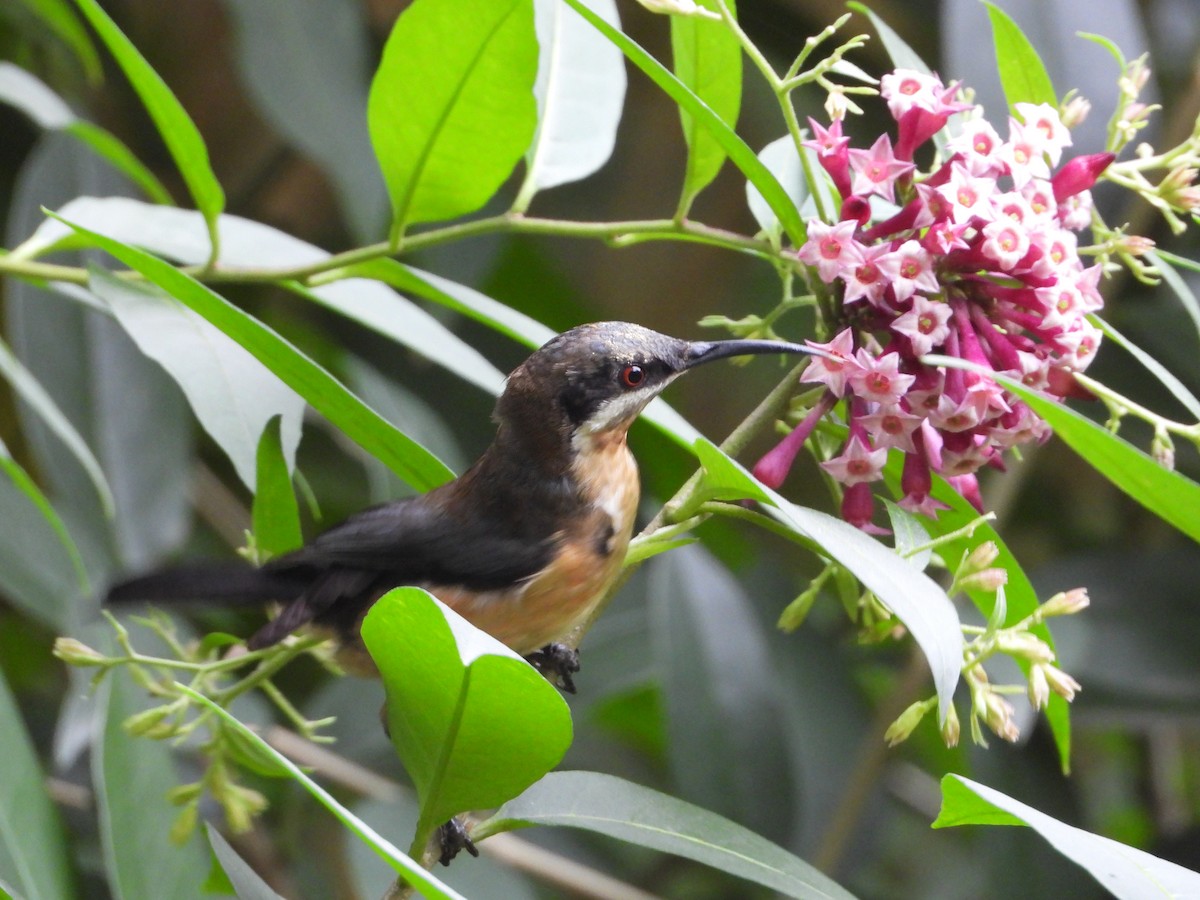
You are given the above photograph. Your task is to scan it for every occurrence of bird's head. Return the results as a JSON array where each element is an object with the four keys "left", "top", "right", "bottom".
[{"left": 494, "top": 322, "right": 816, "bottom": 461}]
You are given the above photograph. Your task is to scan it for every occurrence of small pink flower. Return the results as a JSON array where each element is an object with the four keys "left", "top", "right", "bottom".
[
  {"left": 848, "top": 134, "right": 914, "bottom": 202},
  {"left": 859, "top": 405, "right": 923, "bottom": 452},
  {"left": 937, "top": 164, "right": 997, "bottom": 222},
  {"left": 821, "top": 435, "right": 888, "bottom": 485},
  {"left": 892, "top": 295, "right": 952, "bottom": 355},
  {"left": 800, "top": 328, "right": 858, "bottom": 396},
  {"left": 841, "top": 242, "right": 893, "bottom": 307},
  {"left": 1014, "top": 102, "right": 1072, "bottom": 165},
  {"left": 880, "top": 69, "right": 946, "bottom": 117},
  {"left": 980, "top": 218, "right": 1032, "bottom": 270},
  {"left": 848, "top": 350, "right": 916, "bottom": 405},
  {"left": 879, "top": 240, "right": 940, "bottom": 302},
  {"left": 797, "top": 220, "right": 861, "bottom": 283}
]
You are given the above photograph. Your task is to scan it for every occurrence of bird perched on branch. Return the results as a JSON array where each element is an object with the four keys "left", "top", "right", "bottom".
[{"left": 108, "top": 321, "right": 814, "bottom": 689}]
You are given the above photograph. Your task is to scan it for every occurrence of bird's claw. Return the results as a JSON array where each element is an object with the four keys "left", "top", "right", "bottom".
[
  {"left": 525, "top": 642, "right": 580, "bottom": 693},
  {"left": 437, "top": 817, "right": 479, "bottom": 866}
]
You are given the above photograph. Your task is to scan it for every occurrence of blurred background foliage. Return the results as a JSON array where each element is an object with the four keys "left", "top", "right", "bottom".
[{"left": 1, "top": 0, "right": 1199, "bottom": 897}]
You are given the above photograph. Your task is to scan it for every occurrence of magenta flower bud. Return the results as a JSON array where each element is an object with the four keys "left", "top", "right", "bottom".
[
  {"left": 948, "top": 473, "right": 984, "bottom": 512},
  {"left": 1051, "top": 152, "right": 1116, "bottom": 203},
  {"left": 842, "top": 480, "right": 887, "bottom": 533},
  {"left": 840, "top": 195, "right": 873, "bottom": 226},
  {"left": 901, "top": 447, "right": 932, "bottom": 499},
  {"left": 752, "top": 391, "right": 836, "bottom": 488}
]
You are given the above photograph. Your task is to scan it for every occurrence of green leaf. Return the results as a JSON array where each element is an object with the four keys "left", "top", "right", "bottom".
[
  {"left": 513, "top": 0, "right": 626, "bottom": 211},
  {"left": 691, "top": 439, "right": 963, "bottom": 721},
  {"left": 94, "top": 674, "right": 211, "bottom": 899},
  {"left": 983, "top": 2, "right": 1057, "bottom": 110},
  {"left": 72, "top": 0, "right": 225, "bottom": 257},
  {"left": 0, "top": 333, "right": 114, "bottom": 517},
  {"left": 178, "top": 686, "right": 467, "bottom": 900},
  {"left": 252, "top": 415, "right": 303, "bottom": 558},
  {"left": 0, "top": 438, "right": 88, "bottom": 592},
  {"left": 53, "top": 215, "right": 455, "bottom": 492},
  {"left": 883, "top": 499, "right": 931, "bottom": 571},
  {"left": 205, "top": 825, "right": 284, "bottom": 900},
  {"left": 361, "top": 588, "right": 572, "bottom": 837},
  {"left": 562, "top": 0, "right": 804, "bottom": 246},
  {"left": 476, "top": 771, "right": 856, "bottom": 899},
  {"left": 15, "top": 0, "right": 102, "bottom": 82},
  {"left": 929, "top": 358, "right": 1200, "bottom": 544},
  {"left": 24, "top": 198, "right": 506, "bottom": 398},
  {"left": 671, "top": 0, "right": 741, "bottom": 215},
  {"left": 1147, "top": 250, "right": 1200, "bottom": 346},
  {"left": 846, "top": 3, "right": 930, "bottom": 74},
  {"left": 934, "top": 775, "right": 1200, "bottom": 897},
  {"left": 0, "top": 668, "right": 74, "bottom": 900},
  {"left": 87, "top": 267, "right": 304, "bottom": 494},
  {"left": 368, "top": 0, "right": 539, "bottom": 241},
  {"left": 1090, "top": 314, "right": 1200, "bottom": 421},
  {"left": 745, "top": 135, "right": 819, "bottom": 239}
]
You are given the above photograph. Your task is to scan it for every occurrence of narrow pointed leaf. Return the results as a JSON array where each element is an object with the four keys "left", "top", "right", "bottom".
[
  {"left": 368, "top": 0, "right": 538, "bottom": 240},
  {"left": 561, "top": 0, "right": 804, "bottom": 245},
  {"left": 935, "top": 775, "right": 1200, "bottom": 898},
  {"left": 984, "top": 2, "right": 1057, "bottom": 110},
  {"left": 477, "top": 771, "right": 856, "bottom": 899},
  {"left": 179, "top": 687, "right": 467, "bottom": 900},
  {"left": 846, "top": 3, "right": 930, "bottom": 74},
  {"left": 205, "top": 826, "right": 284, "bottom": 900},
  {"left": 692, "top": 439, "right": 963, "bottom": 720},
  {"left": 72, "top": 0, "right": 224, "bottom": 252},
  {"left": 1090, "top": 314, "right": 1200, "bottom": 420},
  {"left": 671, "top": 0, "right": 741, "bottom": 214},
  {"left": 0, "top": 669, "right": 73, "bottom": 900},
  {"left": 1147, "top": 249, "right": 1200, "bottom": 344},
  {"left": 54, "top": 215, "right": 455, "bottom": 491},
  {"left": 15, "top": 0, "right": 102, "bottom": 82},
  {"left": 252, "top": 414, "right": 303, "bottom": 557},
  {"left": 514, "top": 0, "right": 626, "bottom": 210},
  {"left": 745, "top": 135, "right": 812, "bottom": 238},
  {"left": 361, "top": 588, "right": 573, "bottom": 833}
]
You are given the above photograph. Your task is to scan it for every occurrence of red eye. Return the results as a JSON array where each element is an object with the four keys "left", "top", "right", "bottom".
[{"left": 620, "top": 364, "right": 645, "bottom": 388}]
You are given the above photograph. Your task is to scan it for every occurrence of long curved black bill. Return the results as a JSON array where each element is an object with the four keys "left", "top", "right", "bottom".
[{"left": 681, "top": 338, "right": 826, "bottom": 370}]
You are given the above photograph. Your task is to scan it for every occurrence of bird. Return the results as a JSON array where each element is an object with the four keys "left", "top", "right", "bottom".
[{"left": 107, "top": 321, "right": 815, "bottom": 689}]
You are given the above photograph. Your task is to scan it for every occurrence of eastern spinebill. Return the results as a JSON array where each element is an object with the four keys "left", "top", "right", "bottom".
[{"left": 107, "top": 321, "right": 815, "bottom": 689}]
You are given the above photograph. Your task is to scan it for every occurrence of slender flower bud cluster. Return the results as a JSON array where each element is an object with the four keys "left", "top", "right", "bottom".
[{"left": 755, "top": 69, "right": 1116, "bottom": 529}]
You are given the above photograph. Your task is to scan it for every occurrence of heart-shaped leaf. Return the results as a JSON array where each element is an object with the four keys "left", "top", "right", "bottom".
[{"left": 361, "top": 588, "right": 573, "bottom": 835}]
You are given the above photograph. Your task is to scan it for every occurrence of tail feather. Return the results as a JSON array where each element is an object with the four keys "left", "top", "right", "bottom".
[{"left": 106, "top": 562, "right": 303, "bottom": 608}]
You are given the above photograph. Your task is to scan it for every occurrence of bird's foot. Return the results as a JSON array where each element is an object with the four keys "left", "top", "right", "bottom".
[
  {"left": 437, "top": 817, "right": 479, "bottom": 866},
  {"left": 525, "top": 642, "right": 580, "bottom": 693}
]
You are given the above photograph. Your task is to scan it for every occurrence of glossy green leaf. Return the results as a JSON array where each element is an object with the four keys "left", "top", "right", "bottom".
[
  {"left": 368, "top": 0, "right": 538, "bottom": 241},
  {"left": 205, "top": 826, "right": 283, "bottom": 900},
  {"left": 15, "top": 0, "right": 102, "bottom": 82},
  {"left": 934, "top": 775, "right": 1200, "bottom": 898},
  {"left": 671, "top": 0, "right": 741, "bottom": 215},
  {"left": 252, "top": 414, "right": 303, "bottom": 557},
  {"left": 24, "top": 198, "right": 506, "bottom": 398},
  {"left": 846, "top": 3, "right": 929, "bottom": 74},
  {"left": 95, "top": 674, "right": 211, "bottom": 899},
  {"left": 0, "top": 333, "right": 113, "bottom": 517},
  {"left": 692, "top": 439, "right": 963, "bottom": 721},
  {"left": 72, "top": 0, "right": 224, "bottom": 255},
  {"left": 180, "top": 686, "right": 467, "bottom": 900},
  {"left": 513, "top": 0, "right": 626, "bottom": 210},
  {"left": 53, "top": 215, "right": 455, "bottom": 492},
  {"left": 476, "top": 771, "right": 856, "bottom": 899},
  {"left": 361, "top": 589, "right": 572, "bottom": 835},
  {"left": 984, "top": 2, "right": 1057, "bottom": 110},
  {"left": 87, "top": 267, "right": 304, "bottom": 493},
  {"left": 0, "top": 668, "right": 73, "bottom": 900},
  {"left": 561, "top": 0, "right": 804, "bottom": 245}
]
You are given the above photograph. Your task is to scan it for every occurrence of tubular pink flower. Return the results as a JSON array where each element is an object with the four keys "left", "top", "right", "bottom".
[
  {"left": 878, "top": 240, "right": 939, "bottom": 302},
  {"left": 842, "top": 242, "right": 893, "bottom": 307},
  {"left": 842, "top": 481, "right": 889, "bottom": 534},
  {"left": 1014, "top": 102, "right": 1072, "bottom": 165},
  {"left": 892, "top": 296, "right": 952, "bottom": 355},
  {"left": 800, "top": 328, "right": 857, "bottom": 396},
  {"left": 804, "top": 117, "right": 853, "bottom": 198},
  {"left": 848, "top": 350, "right": 916, "bottom": 405},
  {"left": 752, "top": 391, "right": 837, "bottom": 488},
  {"left": 948, "top": 474, "right": 984, "bottom": 512}
]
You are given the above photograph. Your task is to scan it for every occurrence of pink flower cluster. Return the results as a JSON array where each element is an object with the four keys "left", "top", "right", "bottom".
[{"left": 756, "top": 69, "right": 1115, "bottom": 530}]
